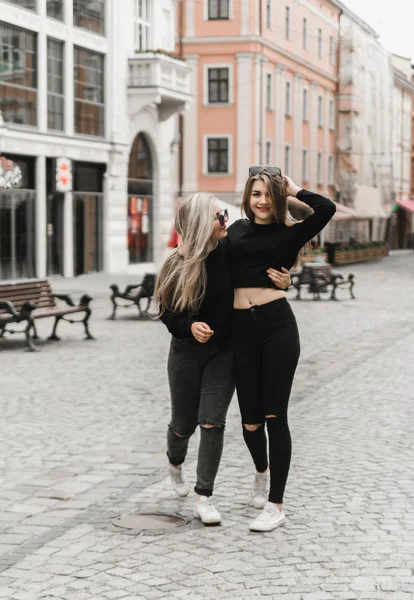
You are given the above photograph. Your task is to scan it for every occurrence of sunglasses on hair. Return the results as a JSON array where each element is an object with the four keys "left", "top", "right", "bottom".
[
  {"left": 248, "top": 166, "right": 282, "bottom": 177},
  {"left": 215, "top": 208, "right": 229, "bottom": 227}
]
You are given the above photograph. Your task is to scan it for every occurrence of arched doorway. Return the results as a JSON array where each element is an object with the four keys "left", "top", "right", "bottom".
[{"left": 128, "top": 133, "right": 153, "bottom": 263}]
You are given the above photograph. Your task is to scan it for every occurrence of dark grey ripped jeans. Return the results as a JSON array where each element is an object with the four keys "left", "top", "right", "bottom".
[{"left": 167, "top": 336, "right": 235, "bottom": 497}]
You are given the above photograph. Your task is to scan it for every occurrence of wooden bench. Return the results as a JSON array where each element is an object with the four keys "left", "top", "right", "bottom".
[
  {"left": 291, "top": 262, "right": 355, "bottom": 301},
  {"left": 0, "top": 279, "right": 93, "bottom": 351},
  {"left": 109, "top": 273, "right": 156, "bottom": 320}
]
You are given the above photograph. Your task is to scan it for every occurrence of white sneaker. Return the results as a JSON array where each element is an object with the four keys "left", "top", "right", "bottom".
[
  {"left": 168, "top": 464, "right": 190, "bottom": 497},
  {"left": 251, "top": 470, "right": 270, "bottom": 508},
  {"left": 194, "top": 496, "right": 222, "bottom": 525},
  {"left": 249, "top": 502, "right": 286, "bottom": 532}
]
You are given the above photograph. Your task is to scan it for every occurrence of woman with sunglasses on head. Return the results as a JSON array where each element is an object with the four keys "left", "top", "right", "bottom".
[
  {"left": 226, "top": 167, "right": 336, "bottom": 532},
  {"left": 154, "top": 192, "right": 291, "bottom": 525}
]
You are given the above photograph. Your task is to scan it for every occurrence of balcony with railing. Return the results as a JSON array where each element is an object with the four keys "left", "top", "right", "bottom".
[{"left": 128, "top": 52, "right": 192, "bottom": 116}]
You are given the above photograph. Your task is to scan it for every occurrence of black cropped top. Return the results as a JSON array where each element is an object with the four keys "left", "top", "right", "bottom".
[{"left": 227, "top": 189, "right": 336, "bottom": 289}]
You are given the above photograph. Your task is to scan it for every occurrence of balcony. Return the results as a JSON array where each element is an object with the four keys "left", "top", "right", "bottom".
[{"left": 128, "top": 52, "right": 192, "bottom": 119}]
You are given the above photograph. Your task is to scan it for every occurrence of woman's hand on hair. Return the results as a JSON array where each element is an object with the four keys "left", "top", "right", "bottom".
[
  {"left": 267, "top": 267, "right": 291, "bottom": 290},
  {"left": 283, "top": 175, "right": 301, "bottom": 198},
  {"left": 191, "top": 321, "right": 214, "bottom": 343}
]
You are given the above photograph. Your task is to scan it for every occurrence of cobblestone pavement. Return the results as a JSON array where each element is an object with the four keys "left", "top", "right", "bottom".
[{"left": 0, "top": 251, "right": 413, "bottom": 600}]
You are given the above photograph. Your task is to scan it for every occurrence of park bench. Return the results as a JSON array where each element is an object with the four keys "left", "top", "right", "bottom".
[
  {"left": 109, "top": 273, "right": 156, "bottom": 319},
  {"left": 0, "top": 279, "right": 93, "bottom": 351},
  {"left": 291, "top": 262, "right": 355, "bottom": 301}
]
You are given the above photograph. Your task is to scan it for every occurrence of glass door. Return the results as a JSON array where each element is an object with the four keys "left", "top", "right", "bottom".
[{"left": 0, "top": 190, "right": 36, "bottom": 280}]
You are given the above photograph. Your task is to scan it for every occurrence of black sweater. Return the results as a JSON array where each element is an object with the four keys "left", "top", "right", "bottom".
[
  {"left": 159, "top": 239, "right": 233, "bottom": 341},
  {"left": 227, "top": 189, "right": 336, "bottom": 289}
]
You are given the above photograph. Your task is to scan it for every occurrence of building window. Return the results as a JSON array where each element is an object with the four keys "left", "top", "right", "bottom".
[
  {"left": 284, "top": 145, "right": 290, "bottom": 174},
  {"left": 285, "top": 81, "right": 291, "bottom": 116},
  {"left": 303, "top": 18, "right": 307, "bottom": 49},
  {"left": 47, "top": 0, "right": 64, "bottom": 20},
  {"left": 285, "top": 6, "right": 290, "bottom": 40},
  {"left": 208, "top": 0, "right": 229, "bottom": 20},
  {"left": 208, "top": 67, "right": 229, "bottom": 103},
  {"left": 0, "top": 23, "right": 37, "bottom": 126},
  {"left": 302, "top": 149, "right": 308, "bottom": 181},
  {"left": 73, "top": 0, "right": 106, "bottom": 36},
  {"left": 266, "top": 141, "right": 272, "bottom": 165},
  {"left": 266, "top": 0, "right": 271, "bottom": 28},
  {"left": 328, "top": 155, "right": 334, "bottom": 185},
  {"left": 47, "top": 39, "right": 64, "bottom": 131},
  {"left": 266, "top": 73, "right": 272, "bottom": 110},
  {"left": 74, "top": 47, "right": 105, "bottom": 137},
  {"left": 303, "top": 88, "right": 308, "bottom": 121},
  {"left": 317, "top": 153, "right": 322, "bottom": 184},
  {"left": 329, "top": 36, "right": 335, "bottom": 65},
  {"left": 329, "top": 99, "right": 334, "bottom": 129},
  {"left": 3, "top": 0, "right": 36, "bottom": 10},
  {"left": 318, "top": 95, "right": 323, "bottom": 126},
  {"left": 128, "top": 133, "right": 153, "bottom": 264},
  {"left": 207, "top": 138, "right": 229, "bottom": 173},
  {"left": 134, "top": 0, "right": 150, "bottom": 51},
  {"left": 318, "top": 28, "right": 323, "bottom": 59}
]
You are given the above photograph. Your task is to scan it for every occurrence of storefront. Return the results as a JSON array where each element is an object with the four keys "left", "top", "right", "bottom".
[
  {"left": 127, "top": 133, "right": 153, "bottom": 264},
  {"left": 0, "top": 154, "right": 36, "bottom": 280},
  {"left": 73, "top": 162, "right": 105, "bottom": 275}
]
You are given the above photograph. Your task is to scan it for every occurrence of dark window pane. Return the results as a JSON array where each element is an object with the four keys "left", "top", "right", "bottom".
[
  {"left": 208, "top": 138, "right": 228, "bottom": 173},
  {"left": 46, "top": 0, "right": 64, "bottom": 20},
  {"left": 74, "top": 47, "right": 105, "bottom": 136},
  {"left": 208, "top": 67, "right": 229, "bottom": 103},
  {"left": 3, "top": 0, "right": 36, "bottom": 10},
  {"left": 208, "top": 0, "right": 229, "bottom": 19},
  {"left": 73, "top": 0, "right": 106, "bottom": 35},
  {"left": 47, "top": 39, "right": 64, "bottom": 130},
  {"left": 0, "top": 23, "right": 37, "bottom": 126}
]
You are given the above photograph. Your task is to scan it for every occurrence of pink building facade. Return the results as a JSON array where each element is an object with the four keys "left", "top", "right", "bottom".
[{"left": 180, "top": 0, "right": 341, "bottom": 211}]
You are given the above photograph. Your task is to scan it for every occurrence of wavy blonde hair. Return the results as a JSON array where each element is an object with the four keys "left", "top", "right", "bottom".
[
  {"left": 153, "top": 192, "right": 218, "bottom": 316},
  {"left": 241, "top": 171, "right": 311, "bottom": 268}
]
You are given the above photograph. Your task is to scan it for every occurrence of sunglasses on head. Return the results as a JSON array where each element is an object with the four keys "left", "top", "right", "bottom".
[
  {"left": 215, "top": 208, "right": 229, "bottom": 227},
  {"left": 249, "top": 166, "right": 282, "bottom": 177}
]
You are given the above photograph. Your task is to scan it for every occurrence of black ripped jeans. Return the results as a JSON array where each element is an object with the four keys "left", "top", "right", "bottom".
[
  {"left": 167, "top": 337, "right": 235, "bottom": 497},
  {"left": 232, "top": 298, "right": 300, "bottom": 504}
]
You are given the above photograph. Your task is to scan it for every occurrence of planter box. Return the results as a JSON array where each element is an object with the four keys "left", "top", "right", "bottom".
[{"left": 333, "top": 245, "right": 388, "bottom": 265}]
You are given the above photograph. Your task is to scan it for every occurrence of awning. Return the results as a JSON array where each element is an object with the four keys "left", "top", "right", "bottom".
[{"left": 397, "top": 198, "right": 414, "bottom": 213}]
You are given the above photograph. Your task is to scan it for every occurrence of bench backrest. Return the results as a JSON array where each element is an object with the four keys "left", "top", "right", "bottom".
[
  {"left": 300, "top": 264, "right": 332, "bottom": 284},
  {"left": 0, "top": 279, "right": 56, "bottom": 314}
]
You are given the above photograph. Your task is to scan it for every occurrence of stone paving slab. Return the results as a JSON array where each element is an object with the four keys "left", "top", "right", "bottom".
[{"left": 0, "top": 252, "right": 413, "bottom": 598}]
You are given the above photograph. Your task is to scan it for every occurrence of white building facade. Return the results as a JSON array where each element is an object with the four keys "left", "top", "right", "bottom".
[
  {"left": 336, "top": 5, "right": 394, "bottom": 243},
  {"left": 390, "top": 54, "right": 414, "bottom": 248},
  {"left": 0, "top": 0, "right": 191, "bottom": 280}
]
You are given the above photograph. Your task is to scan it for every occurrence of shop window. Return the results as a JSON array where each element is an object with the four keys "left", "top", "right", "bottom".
[{"left": 128, "top": 133, "right": 153, "bottom": 263}]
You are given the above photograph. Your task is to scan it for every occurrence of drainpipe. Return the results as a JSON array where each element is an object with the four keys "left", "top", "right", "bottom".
[
  {"left": 178, "top": 0, "right": 184, "bottom": 198},
  {"left": 259, "top": 0, "right": 263, "bottom": 163}
]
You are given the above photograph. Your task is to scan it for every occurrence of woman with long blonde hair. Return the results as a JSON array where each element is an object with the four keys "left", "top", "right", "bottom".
[
  {"left": 227, "top": 168, "right": 336, "bottom": 532},
  {"left": 154, "top": 191, "right": 291, "bottom": 525}
]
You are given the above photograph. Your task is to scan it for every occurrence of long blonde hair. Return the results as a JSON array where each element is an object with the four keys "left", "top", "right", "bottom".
[
  {"left": 153, "top": 192, "right": 217, "bottom": 316},
  {"left": 241, "top": 171, "right": 310, "bottom": 267}
]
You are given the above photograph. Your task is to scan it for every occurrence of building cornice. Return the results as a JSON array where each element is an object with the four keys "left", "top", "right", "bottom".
[
  {"left": 336, "top": 1, "right": 379, "bottom": 39},
  {"left": 182, "top": 36, "right": 338, "bottom": 84}
]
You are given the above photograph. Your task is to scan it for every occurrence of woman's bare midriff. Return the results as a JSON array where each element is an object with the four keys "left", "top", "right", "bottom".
[{"left": 233, "top": 287, "right": 286, "bottom": 309}]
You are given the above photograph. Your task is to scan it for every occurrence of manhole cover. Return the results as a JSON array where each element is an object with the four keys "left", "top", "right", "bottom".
[{"left": 113, "top": 513, "right": 187, "bottom": 531}]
